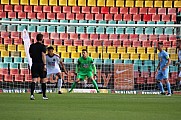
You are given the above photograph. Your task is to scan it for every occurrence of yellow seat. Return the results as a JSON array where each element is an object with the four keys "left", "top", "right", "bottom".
[
  {"left": 51, "top": 45, "right": 57, "bottom": 52},
  {"left": 106, "top": 0, "right": 114, "bottom": 7},
  {"left": 68, "top": 0, "right": 76, "bottom": 6},
  {"left": 78, "top": 0, "right": 86, "bottom": 6},
  {"left": 147, "top": 47, "right": 155, "bottom": 54},
  {"left": 87, "top": 0, "right": 96, "bottom": 6},
  {"left": 30, "top": 0, "right": 38, "bottom": 5},
  {"left": 11, "top": 51, "right": 20, "bottom": 57},
  {"left": 0, "top": 45, "right": 6, "bottom": 51},
  {"left": 135, "top": 0, "right": 143, "bottom": 7},
  {"left": 17, "top": 45, "right": 25, "bottom": 52},
  {"left": 170, "top": 54, "right": 178, "bottom": 61},
  {"left": 167, "top": 48, "right": 176, "bottom": 54},
  {"left": 88, "top": 46, "right": 96, "bottom": 53},
  {"left": 111, "top": 53, "right": 119, "bottom": 60},
  {"left": 101, "top": 53, "right": 109, "bottom": 59},
  {"left": 59, "top": 0, "right": 67, "bottom": 6},
  {"left": 67, "top": 46, "right": 76, "bottom": 52},
  {"left": 97, "top": 0, "right": 105, "bottom": 6},
  {"left": 125, "top": 0, "right": 134, "bottom": 7},
  {"left": 1, "top": 0, "right": 9, "bottom": 4},
  {"left": 145, "top": 1, "right": 153, "bottom": 7},
  {"left": 107, "top": 46, "right": 116, "bottom": 53},
  {"left": 11, "top": 0, "right": 19, "bottom": 5},
  {"left": 78, "top": 46, "right": 86, "bottom": 53},
  {"left": 154, "top": 1, "right": 162, "bottom": 8},
  {"left": 140, "top": 54, "right": 149, "bottom": 60},
  {"left": 8, "top": 45, "right": 16, "bottom": 51},
  {"left": 164, "top": 1, "right": 172, "bottom": 8},
  {"left": 157, "top": 48, "right": 166, "bottom": 54},
  {"left": 20, "top": 0, "right": 28, "bottom": 5},
  {"left": 116, "top": 0, "right": 124, "bottom": 7},
  {"left": 98, "top": 46, "right": 106, "bottom": 53},
  {"left": 121, "top": 53, "right": 130, "bottom": 60},
  {"left": 61, "top": 52, "right": 70, "bottom": 58},
  {"left": 127, "top": 47, "right": 135, "bottom": 54},
  {"left": 137, "top": 47, "right": 145, "bottom": 54},
  {"left": 91, "top": 52, "right": 100, "bottom": 59},
  {"left": 21, "top": 51, "right": 26, "bottom": 58},
  {"left": 130, "top": 53, "right": 139, "bottom": 60},
  {"left": 1, "top": 51, "right": 9, "bottom": 57},
  {"left": 57, "top": 46, "right": 66, "bottom": 53},
  {"left": 150, "top": 54, "right": 158, "bottom": 60},
  {"left": 117, "top": 47, "right": 126, "bottom": 53},
  {"left": 71, "top": 52, "right": 80, "bottom": 59},
  {"left": 174, "top": 1, "right": 181, "bottom": 8},
  {"left": 40, "top": 0, "right": 48, "bottom": 5},
  {"left": 49, "top": 0, "right": 57, "bottom": 6}
]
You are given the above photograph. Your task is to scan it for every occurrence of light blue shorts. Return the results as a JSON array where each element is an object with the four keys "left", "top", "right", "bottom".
[{"left": 156, "top": 69, "right": 169, "bottom": 80}]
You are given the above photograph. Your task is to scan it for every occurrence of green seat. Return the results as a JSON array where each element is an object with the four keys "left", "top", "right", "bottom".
[
  {"left": 20, "top": 63, "right": 28, "bottom": 69},
  {"left": 70, "top": 20, "right": 78, "bottom": 23},
  {"left": 145, "top": 27, "right": 153, "bottom": 35},
  {"left": 165, "top": 27, "right": 173, "bottom": 35},
  {"left": 50, "top": 20, "right": 59, "bottom": 22},
  {"left": 154, "top": 60, "right": 159, "bottom": 66},
  {"left": 77, "top": 26, "right": 85, "bottom": 33},
  {"left": 47, "top": 26, "right": 55, "bottom": 33},
  {"left": 12, "top": 19, "right": 19, "bottom": 25},
  {"left": 114, "top": 59, "right": 122, "bottom": 64},
  {"left": 157, "top": 21, "right": 165, "bottom": 24},
  {"left": 96, "top": 26, "right": 104, "bottom": 34},
  {"left": 99, "top": 20, "right": 106, "bottom": 24},
  {"left": 79, "top": 20, "right": 87, "bottom": 23},
  {"left": 144, "top": 60, "right": 152, "bottom": 66},
  {"left": 169, "top": 65, "right": 178, "bottom": 72},
  {"left": 118, "top": 21, "right": 126, "bottom": 24},
  {"left": 135, "top": 27, "right": 143, "bottom": 34},
  {"left": 108, "top": 20, "right": 116, "bottom": 24},
  {"left": 116, "top": 27, "right": 124, "bottom": 34},
  {"left": 28, "top": 25, "right": 36, "bottom": 32},
  {"left": 127, "top": 21, "right": 135, "bottom": 24},
  {"left": 134, "top": 60, "right": 142, "bottom": 66},
  {"left": 0, "top": 25, "right": 7, "bottom": 31},
  {"left": 89, "top": 20, "right": 96, "bottom": 23},
  {"left": 4, "top": 57, "right": 13, "bottom": 63},
  {"left": 87, "top": 26, "right": 95, "bottom": 34},
  {"left": 124, "top": 60, "right": 132, "bottom": 64},
  {"left": 17, "top": 25, "right": 27, "bottom": 32},
  {"left": 64, "top": 58, "right": 73, "bottom": 63},
  {"left": 24, "top": 58, "right": 28, "bottom": 63},
  {"left": 0, "top": 63, "right": 8, "bottom": 68},
  {"left": 37, "top": 26, "right": 46, "bottom": 32},
  {"left": 125, "top": 27, "right": 134, "bottom": 34},
  {"left": 21, "top": 19, "right": 29, "bottom": 25},
  {"left": 0, "top": 57, "right": 2, "bottom": 62},
  {"left": 137, "top": 21, "right": 145, "bottom": 24},
  {"left": 1, "top": 18, "right": 10, "bottom": 25},
  {"left": 67, "top": 26, "right": 75, "bottom": 33},
  {"left": 166, "top": 22, "right": 174, "bottom": 24},
  {"left": 134, "top": 65, "right": 139, "bottom": 71},
  {"left": 94, "top": 59, "right": 102, "bottom": 64},
  {"left": 106, "top": 27, "right": 114, "bottom": 34},
  {"left": 155, "top": 27, "right": 163, "bottom": 35},
  {"left": 8, "top": 25, "right": 16, "bottom": 32},
  {"left": 57, "top": 26, "right": 65, "bottom": 33},
  {"left": 14, "top": 57, "right": 22, "bottom": 63},
  {"left": 140, "top": 66, "right": 149, "bottom": 72},
  {"left": 150, "top": 66, "right": 156, "bottom": 72},
  {"left": 31, "top": 19, "right": 39, "bottom": 22},
  {"left": 60, "top": 20, "right": 68, "bottom": 23},
  {"left": 104, "top": 59, "right": 112, "bottom": 64},
  {"left": 74, "top": 59, "right": 78, "bottom": 64},
  {"left": 10, "top": 63, "right": 18, "bottom": 69},
  {"left": 147, "top": 21, "right": 155, "bottom": 24},
  {"left": 41, "top": 19, "right": 49, "bottom": 22}
]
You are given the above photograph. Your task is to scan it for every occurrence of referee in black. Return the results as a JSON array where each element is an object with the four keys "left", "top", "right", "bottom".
[{"left": 29, "top": 34, "right": 48, "bottom": 100}]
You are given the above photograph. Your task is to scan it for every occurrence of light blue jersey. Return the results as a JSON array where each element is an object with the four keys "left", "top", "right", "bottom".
[{"left": 158, "top": 50, "right": 169, "bottom": 70}]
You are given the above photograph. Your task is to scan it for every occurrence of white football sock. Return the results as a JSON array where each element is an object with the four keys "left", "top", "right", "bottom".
[{"left": 58, "top": 79, "right": 62, "bottom": 91}]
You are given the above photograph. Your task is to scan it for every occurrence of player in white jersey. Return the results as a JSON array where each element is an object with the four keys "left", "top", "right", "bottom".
[
  {"left": 176, "top": 44, "right": 181, "bottom": 87},
  {"left": 46, "top": 46, "right": 68, "bottom": 94}
]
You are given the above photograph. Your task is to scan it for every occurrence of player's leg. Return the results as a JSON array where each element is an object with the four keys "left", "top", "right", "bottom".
[
  {"left": 162, "top": 69, "right": 171, "bottom": 96},
  {"left": 69, "top": 74, "right": 84, "bottom": 92},
  {"left": 88, "top": 72, "right": 99, "bottom": 93},
  {"left": 56, "top": 73, "right": 63, "bottom": 94},
  {"left": 156, "top": 71, "right": 165, "bottom": 94},
  {"left": 179, "top": 71, "right": 181, "bottom": 87},
  {"left": 40, "top": 66, "right": 48, "bottom": 100}
]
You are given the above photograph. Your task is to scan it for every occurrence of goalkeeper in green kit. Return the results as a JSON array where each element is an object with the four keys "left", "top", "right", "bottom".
[{"left": 69, "top": 49, "right": 100, "bottom": 93}]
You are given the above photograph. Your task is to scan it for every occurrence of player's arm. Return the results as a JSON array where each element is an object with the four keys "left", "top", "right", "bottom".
[
  {"left": 156, "top": 62, "right": 160, "bottom": 72},
  {"left": 163, "top": 54, "right": 171, "bottom": 69},
  {"left": 60, "top": 60, "right": 68, "bottom": 74},
  {"left": 29, "top": 45, "right": 33, "bottom": 58},
  {"left": 42, "top": 46, "right": 47, "bottom": 70}
]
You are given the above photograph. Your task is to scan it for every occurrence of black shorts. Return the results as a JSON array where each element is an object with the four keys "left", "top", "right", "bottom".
[{"left": 31, "top": 63, "right": 47, "bottom": 79}]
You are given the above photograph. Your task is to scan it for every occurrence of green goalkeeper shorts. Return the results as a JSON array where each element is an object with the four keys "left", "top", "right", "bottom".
[{"left": 77, "top": 71, "right": 93, "bottom": 81}]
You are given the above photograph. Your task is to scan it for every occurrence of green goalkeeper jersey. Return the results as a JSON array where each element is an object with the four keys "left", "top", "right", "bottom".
[{"left": 76, "top": 56, "right": 96, "bottom": 74}]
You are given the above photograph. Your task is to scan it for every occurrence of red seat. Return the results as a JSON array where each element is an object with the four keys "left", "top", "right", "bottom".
[
  {"left": 76, "top": 13, "right": 84, "bottom": 20},
  {"left": 134, "top": 71, "right": 140, "bottom": 78},
  {"left": 143, "top": 14, "right": 152, "bottom": 21},
  {"left": 129, "top": 34, "right": 138, "bottom": 41},
  {"left": 136, "top": 77, "right": 145, "bottom": 84},
  {"left": 82, "top": 7, "right": 90, "bottom": 13},
  {"left": 95, "top": 14, "right": 103, "bottom": 20},
  {"left": 85, "top": 14, "right": 93, "bottom": 20},
  {"left": 0, "top": 5, "right": 3, "bottom": 12},
  {"left": 91, "top": 7, "right": 100, "bottom": 14},
  {"left": 11, "top": 32, "right": 20, "bottom": 38},
  {"left": 104, "top": 40, "right": 112, "bottom": 47},
  {"left": 133, "top": 14, "right": 141, "bottom": 21},
  {"left": 93, "top": 40, "right": 102, "bottom": 46},
  {"left": 14, "top": 38, "right": 23, "bottom": 45},
  {"left": 14, "top": 75, "right": 24, "bottom": 82},
  {"left": 24, "top": 6, "right": 32, "bottom": 12},
  {"left": 109, "top": 34, "right": 118, "bottom": 40},
  {"left": 152, "top": 15, "right": 160, "bottom": 21},
  {"left": 105, "top": 14, "right": 113, "bottom": 20},
  {"left": 113, "top": 40, "right": 121, "bottom": 47},
  {"left": 4, "top": 5, "right": 13, "bottom": 12},
  {"left": 141, "top": 72, "right": 150, "bottom": 78},
  {"left": 101, "top": 7, "right": 109, "bottom": 14},
  {"left": 148, "top": 8, "right": 156, "bottom": 14},
  {"left": 74, "top": 40, "right": 83, "bottom": 46},
  {"left": 169, "top": 35, "right": 176, "bottom": 41},
  {"left": 34, "top": 6, "right": 42, "bottom": 12},
  {"left": 30, "top": 32, "right": 38, "bottom": 39},
  {"left": 20, "top": 69, "right": 29, "bottom": 75},
  {"left": 54, "top": 39, "right": 62, "bottom": 45},
  {"left": 63, "top": 6, "right": 71, "bottom": 13},
  {"left": 8, "top": 12, "right": 16, "bottom": 18},
  {"left": 41, "top": 32, "right": 49, "bottom": 39},
  {"left": 27, "top": 13, "right": 36, "bottom": 19},
  {"left": 151, "top": 41, "right": 158, "bottom": 47},
  {"left": 37, "top": 13, "right": 45, "bottom": 19},
  {"left": 1, "top": 32, "right": 9, "bottom": 38},
  {"left": 172, "top": 41, "right": 176, "bottom": 48},
  {"left": 57, "top": 13, "right": 65, "bottom": 20},
  {"left": 169, "top": 78, "right": 176, "bottom": 84},
  {"left": 158, "top": 8, "right": 166, "bottom": 15},
  {"left": 130, "top": 8, "right": 138, "bottom": 14},
  {"left": 171, "top": 15, "right": 176, "bottom": 22},
  {"left": 90, "top": 34, "right": 98, "bottom": 40},
  {"left": 139, "top": 8, "right": 147, "bottom": 14},
  {"left": 50, "top": 33, "right": 59, "bottom": 39},
  {"left": 44, "top": 39, "right": 51, "bottom": 45},
  {"left": 66, "top": 13, "right": 74, "bottom": 20},
  {"left": 133, "top": 41, "right": 141, "bottom": 47},
  {"left": 139, "top": 34, "right": 147, "bottom": 41},
  {"left": 0, "top": 74, "right": 3, "bottom": 82},
  {"left": 100, "top": 34, "right": 108, "bottom": 40},
  {"left": 4, "top": 38, "right": 12, "bottom": 45},
  {"left": 149, "top": 35, "right": 157, "bottom": 42},
  {"left": 114, "top": 14, "right": 122, "bottom": 21},
  {"left": 163, "top": 41, "right": 171, "bottom": 48},
  {"left": 72, "top": 6, "right": 80, "bottom": 13},
  {"left": 110, "top": 7, "right": 118, "bottom": 14},
  {"left": 64, "top": 39, "right": 73, "bottom": 46},
  {"left": 123, "top": 40, "right": 131, "bottom": 47},
  {"left": 25, "top": 74, "right": 32, "bottom": 82},
  {"left": 60, "top": 33, "right": 68, "bottom": 39},
  {"left": 0, "top": 68, "right": 8, "bottom": 75},
  {"left": 120, "top": 7, "right": 128, "bottom": 14},
  {"left": 43, "top": 6, "right": 51, "bottom": 13},
  {"left": 0, "top": 12, "right": 6, "bottom": 18},
  {"left": 142, "top": 41, "right": 151, "bottom": 47},
  {"left": 123, "top": 14, "right": 132, "bottom": 21},
  {"left": 120, "top": 34, "right": 128, "bottom": 41},
  {"left": 18, "top": 12, "right": 26, "bottom": 19},
  {"left": 80, "top": 33, "right": 88, "bottom": 40},
  {"left": 4, "top": 75, "right": 13, "bottom": 82},
  {"left": 14, "top": 5, "right": 22, "bottom": 12},
  {"left": 147, "top": 77, "right": 155, "bottom": 84},
  {"left": 70, "top": 33, "right": 78, "bottom": 40},
  {"left": 170, "top": 72, "right": 178, "bottom": 79},
  {"left": 168, "top": 8, "right": 176, "bottom": 15},
  {"left": 159, "top": 35, "right": 167, "bottom": 41},
  {"left": 53, "top": 6, "right": 61, "bottom": 13},
  {"left": 10, "top": 69, "right": 19, "bottom": 75},
  {"left": 84, "top": 40, "right": 92, "bottom": 46},
  {"left": 162, "top": 15, "right": 170, "bottom": 22}
]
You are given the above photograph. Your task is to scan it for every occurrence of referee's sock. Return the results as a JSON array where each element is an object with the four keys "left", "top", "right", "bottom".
[
  {"left": 31, "top": 82, "right": 35, "bottom": 95},
  {"left": 42, "top": 83, "right": 46, "bottom": 97}
]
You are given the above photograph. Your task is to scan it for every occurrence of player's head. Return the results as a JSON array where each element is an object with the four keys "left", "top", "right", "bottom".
[
  {"left": 82, "top": 49, "right": 88, "bottom": 58},
  {"left": 47, "top": 46, "right": 54, "bottom": 56},
  {"left": 158, "top": 42, "right": 163, "bottom": 51},
  {"left": 36, "top": 34, "right": 43, "bottom": 42}
]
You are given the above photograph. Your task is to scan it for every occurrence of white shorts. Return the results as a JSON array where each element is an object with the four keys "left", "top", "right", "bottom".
[{"left": 47, "top": 68, "right": 61, "bottom": 77}]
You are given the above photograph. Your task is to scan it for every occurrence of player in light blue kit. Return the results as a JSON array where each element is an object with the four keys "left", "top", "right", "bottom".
[{"left": 156, "top": 42, "right": 171, "bottom": 96}]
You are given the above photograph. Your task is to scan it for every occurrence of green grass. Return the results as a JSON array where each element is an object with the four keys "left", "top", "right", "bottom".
[{"left": 0, "top": 93, "right": 180, "bottom": 120}]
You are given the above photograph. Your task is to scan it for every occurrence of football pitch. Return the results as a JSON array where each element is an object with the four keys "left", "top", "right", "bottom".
[{"left": 0, "top": 93, "right": 180, "bottom": 120}]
